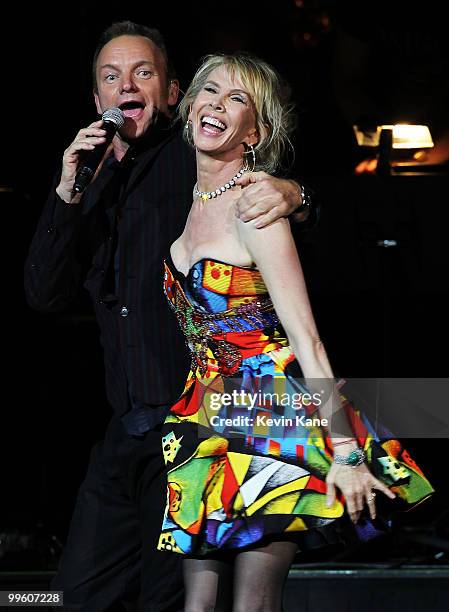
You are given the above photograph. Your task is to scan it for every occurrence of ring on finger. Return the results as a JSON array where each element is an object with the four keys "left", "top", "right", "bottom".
[{"left": 367, "top": 491, "right": 377, "bottom": 502}]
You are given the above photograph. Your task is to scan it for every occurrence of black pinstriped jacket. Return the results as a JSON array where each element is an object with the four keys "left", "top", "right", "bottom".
[{"left": 24, "top": 120, "right": 196, "bottom": 431}]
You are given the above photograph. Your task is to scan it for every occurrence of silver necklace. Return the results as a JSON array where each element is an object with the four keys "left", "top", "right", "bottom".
[{"left": 194, "top": 166, "right": 247, "bottom": 201}]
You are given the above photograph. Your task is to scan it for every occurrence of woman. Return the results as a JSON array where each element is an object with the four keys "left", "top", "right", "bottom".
[{"left": 157, "top": 53, "right": 434, "bottom": 611}]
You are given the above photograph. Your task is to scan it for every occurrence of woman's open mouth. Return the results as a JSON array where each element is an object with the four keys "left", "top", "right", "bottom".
[{"left": 200, "top": 115, "right": 227, "bottom": 135}]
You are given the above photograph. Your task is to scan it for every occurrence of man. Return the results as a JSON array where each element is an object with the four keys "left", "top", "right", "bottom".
[{"left": 24, "top": 21, "right": 315, "bottom": 611}]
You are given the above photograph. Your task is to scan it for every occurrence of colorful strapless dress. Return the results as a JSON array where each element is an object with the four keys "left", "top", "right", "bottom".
[{"left": 157, "top": 253, "right": 435, "bottom": 557}]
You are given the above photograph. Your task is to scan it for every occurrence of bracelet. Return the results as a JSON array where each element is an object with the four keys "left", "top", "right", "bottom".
[
  {"left": 332, "top": 438, "right": 358, "bottom": 447},
  {"left": 333, "top": 447, "right": 366, "bottom": 467},
  {"left": 297, "top": 183, "right": 311, "bottom": 214}
]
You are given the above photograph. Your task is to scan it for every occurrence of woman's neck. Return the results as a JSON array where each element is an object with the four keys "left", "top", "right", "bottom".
[{"left": 196, "top": 152, "right": 245, "bottom": 194}]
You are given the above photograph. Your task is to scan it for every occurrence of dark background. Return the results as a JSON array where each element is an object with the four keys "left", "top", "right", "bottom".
[{"left": 1, "top": 0, "right": 448, "bottom": 567}]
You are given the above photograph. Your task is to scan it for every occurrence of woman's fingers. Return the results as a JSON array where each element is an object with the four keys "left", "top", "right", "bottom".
[
  {"left": 325, "top": 480, "right": 337, "bottom": 508},
  {"left": 365, "top": 488, "right": 377, "bottom": 519},
  {"left": 327, "top": 465, "right": 396, "bottom": 524},
  {"left": 346, "top": 497, "right": 361, "bottom": 523},
  {"left": 352, "top": 510, "right": 362, "bottom": 523},
  {"left": 346, "top": 488, "right": 365, "bottom": 523},
  {"left": 372, "top": 478, "right": 397, "bottom": 500},
  {"left": 363, "top": 477, "right": 397, "bottom": 520}
]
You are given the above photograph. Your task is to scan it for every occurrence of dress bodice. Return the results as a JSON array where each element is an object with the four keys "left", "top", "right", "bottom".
[
  {"left": 165, "top": 252, "right": 268, "bottom": 311},
  {"left": 163, "top": 252, "right": 282, "bottom": 375}
]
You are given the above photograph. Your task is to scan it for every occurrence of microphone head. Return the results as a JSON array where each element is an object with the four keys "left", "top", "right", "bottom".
[{"left": 102, "top": 107, "right": 125, "bottom": 128}]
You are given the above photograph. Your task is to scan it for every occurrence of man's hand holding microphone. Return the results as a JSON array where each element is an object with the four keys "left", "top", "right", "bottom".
[{"left": 56, "top": 108, "right": 125, "bottom": 204}]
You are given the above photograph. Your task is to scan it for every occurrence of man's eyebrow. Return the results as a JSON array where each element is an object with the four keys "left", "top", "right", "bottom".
[{"left": 99, "top": 60, "right": 157, "bottom": 71}]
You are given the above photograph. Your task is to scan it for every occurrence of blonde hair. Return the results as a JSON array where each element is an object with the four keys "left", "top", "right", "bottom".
[{"left": 178, "top": 53, "right": 296, "bottom": 174}]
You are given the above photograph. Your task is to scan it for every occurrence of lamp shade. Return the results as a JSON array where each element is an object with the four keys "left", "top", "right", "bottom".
[{"left": 353, "top": 124, "right": 434, "bottom": 149}]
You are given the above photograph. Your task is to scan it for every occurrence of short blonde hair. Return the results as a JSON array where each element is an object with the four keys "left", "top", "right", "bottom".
[{"left": 178, "top": 53, "right": 296, "bottom": 174}]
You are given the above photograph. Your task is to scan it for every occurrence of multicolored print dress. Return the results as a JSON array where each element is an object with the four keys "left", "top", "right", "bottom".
[{"left": 157, "top": 252, "right": 434, "bottom": 557}]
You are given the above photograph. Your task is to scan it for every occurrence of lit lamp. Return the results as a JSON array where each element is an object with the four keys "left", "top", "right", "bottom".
[{"left": 353, "top": 124, "right": 434, "bottom": 176}]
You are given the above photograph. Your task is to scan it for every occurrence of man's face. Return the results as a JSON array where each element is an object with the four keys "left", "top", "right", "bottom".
[{"left": 94, "top": 35, "right": 178, "bottom": 141}]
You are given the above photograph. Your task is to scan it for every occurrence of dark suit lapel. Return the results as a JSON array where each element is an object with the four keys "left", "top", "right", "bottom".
[{"left": 120, "top": 114, "right": 178, "bottom": 198}]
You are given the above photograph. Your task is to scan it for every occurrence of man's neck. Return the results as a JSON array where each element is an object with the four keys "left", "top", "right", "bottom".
[
  {"left": 113, "top": 113, "right": 174, "bottom": 162},
  {"left": 113, "top": 138, "right": 130, "bottom": 162}
]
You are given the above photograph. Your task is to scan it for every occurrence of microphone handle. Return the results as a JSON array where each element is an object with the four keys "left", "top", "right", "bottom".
[{"left": 73, "top": 120, "right": 117, "bottom": 194}]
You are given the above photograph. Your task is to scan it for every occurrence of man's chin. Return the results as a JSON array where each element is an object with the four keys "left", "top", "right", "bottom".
[{"left": 119, "top": 123, "right": 151, "bottom": 142}]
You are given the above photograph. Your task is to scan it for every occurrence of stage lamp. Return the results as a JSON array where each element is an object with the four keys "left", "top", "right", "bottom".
[{"left": 353, "top": 124, "right": 434, "bottom": 175}]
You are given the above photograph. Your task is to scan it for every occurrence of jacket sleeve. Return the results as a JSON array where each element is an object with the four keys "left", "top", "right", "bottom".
[
  {"left": 24, "top": 183, "right": 86, "bottom": 313},
  {"left": 294, "top": 180, "right": 321, "bottom": 233}
]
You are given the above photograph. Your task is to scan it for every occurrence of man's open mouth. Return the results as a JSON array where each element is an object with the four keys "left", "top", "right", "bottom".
[{"left": 119, "top": 101, "right": 145, "bottom": 118}]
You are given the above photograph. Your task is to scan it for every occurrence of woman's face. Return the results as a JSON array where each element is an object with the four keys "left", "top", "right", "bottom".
[{"left": 189, "top": 65, "right": 259, "bottom": 159}]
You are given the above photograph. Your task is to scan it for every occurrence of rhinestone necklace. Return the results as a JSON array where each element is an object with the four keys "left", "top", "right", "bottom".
[{"left": 194, "top": 166, "right": 247, "bottom": 201}]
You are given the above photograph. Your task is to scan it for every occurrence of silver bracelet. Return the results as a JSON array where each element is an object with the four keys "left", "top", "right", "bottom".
[{"left": 333, "top": 447, "right": 366, "bottom": 467}]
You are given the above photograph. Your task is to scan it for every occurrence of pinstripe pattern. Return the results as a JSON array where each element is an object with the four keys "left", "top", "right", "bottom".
[{"left": 25, "top": 124, "right": 196, "bottom": 425}]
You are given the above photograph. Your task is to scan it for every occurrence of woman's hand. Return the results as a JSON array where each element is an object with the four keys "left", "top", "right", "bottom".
[{"left": 325, "top": 461, "right": 396, "bottom": 523}]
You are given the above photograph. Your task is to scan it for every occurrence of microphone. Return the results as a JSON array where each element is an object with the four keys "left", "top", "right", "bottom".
[{"left": 73, "top": 107, "right": 125, "bottom": 194}]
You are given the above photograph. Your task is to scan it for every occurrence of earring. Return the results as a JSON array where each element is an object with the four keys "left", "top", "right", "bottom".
[
  {"left": 184, "top": 119, "right": 193, "bottom": 141},
  {"left": 243, "top": 143, "right": 256, "bottom": 172},
  {"left": 183, "top": 119, "right": 193, "bottom": 145}
]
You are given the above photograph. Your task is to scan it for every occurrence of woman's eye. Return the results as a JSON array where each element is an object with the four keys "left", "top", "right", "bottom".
[
  {"left": 232, "top": 96, "right": 245, "bottom": 104},
  {"left": 204, "top": 86, "right": 217, "bottom": 93}
]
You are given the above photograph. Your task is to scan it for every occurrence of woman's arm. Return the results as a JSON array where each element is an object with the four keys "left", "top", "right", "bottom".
[
  {"left": 237, "top": 215, "right": 353, "bottom": 436},
  {"left": 237, "top": 215, "right": 396, "bottom": 522},
  {"left": 237, "top": 216, "right": 332, "bottom": 380}
]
